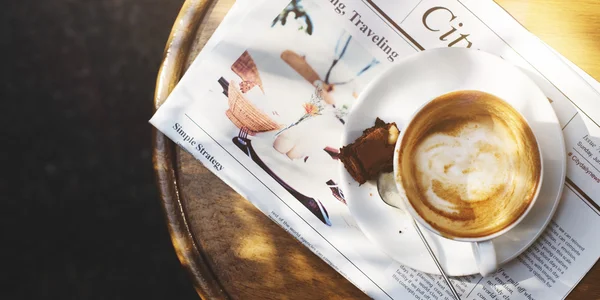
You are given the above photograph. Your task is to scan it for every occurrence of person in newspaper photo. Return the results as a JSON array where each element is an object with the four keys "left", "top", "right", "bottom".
[{"left": 213, "top": 0, "right": 383, "bottom": 227}]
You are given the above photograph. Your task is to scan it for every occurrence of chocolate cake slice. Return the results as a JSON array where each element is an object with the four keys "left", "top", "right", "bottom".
[{"left": 339, "top": 118, "right": 399, "bottom": 185}]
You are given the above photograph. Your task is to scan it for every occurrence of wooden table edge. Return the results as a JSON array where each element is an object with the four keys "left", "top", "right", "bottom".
[
  {"left": 153, "top": 0, "right": 229, "bottom": 299},
  {"left": 152, "top": 0, "right": 600, "bottom": 299}
]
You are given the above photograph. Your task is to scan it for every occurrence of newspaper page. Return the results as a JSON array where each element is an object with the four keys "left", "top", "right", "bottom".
[{"left": 151, "top": 0, "right": 600, "bottom": 299}]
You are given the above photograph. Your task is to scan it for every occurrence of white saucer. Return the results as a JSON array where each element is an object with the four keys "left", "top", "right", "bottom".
[{"left": 339, "top": 48, "right": 566, "bottom": 276}]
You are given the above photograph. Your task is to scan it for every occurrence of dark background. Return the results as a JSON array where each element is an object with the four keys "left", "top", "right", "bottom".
[{"left": 3, "top": 0, "right": 199, "bottom": 299}]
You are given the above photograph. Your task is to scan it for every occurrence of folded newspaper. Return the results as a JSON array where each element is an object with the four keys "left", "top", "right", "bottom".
[{"left": 151, "top": 0, "right": 600, "bottom": 299}]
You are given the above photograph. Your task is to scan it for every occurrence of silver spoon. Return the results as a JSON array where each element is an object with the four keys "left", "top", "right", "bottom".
[{"left": 377, "top": 172, "right": 462, "bottom": 300}]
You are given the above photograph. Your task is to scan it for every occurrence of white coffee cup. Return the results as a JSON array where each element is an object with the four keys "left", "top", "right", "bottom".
[{"left": 392, "top": 90, "right": 544, "bottom": 277}]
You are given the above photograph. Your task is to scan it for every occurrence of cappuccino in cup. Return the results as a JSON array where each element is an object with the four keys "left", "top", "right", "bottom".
[{"left": 395, "top": 90, "right": 542, "bottom": 239}]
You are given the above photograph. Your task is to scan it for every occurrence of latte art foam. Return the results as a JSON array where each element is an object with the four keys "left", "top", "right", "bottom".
[
  {"left": 397, "top": 91, "right": 541, "bottom": 238},
  {"left": 415, "top": 117, "right": 518, "bottom": 218}
]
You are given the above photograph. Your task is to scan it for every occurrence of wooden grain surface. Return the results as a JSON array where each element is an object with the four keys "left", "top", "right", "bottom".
[{"left": 154, "top": 0, "right": 600, "bottom": 299}]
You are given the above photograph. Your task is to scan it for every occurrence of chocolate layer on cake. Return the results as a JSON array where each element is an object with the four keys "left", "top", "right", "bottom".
[{"left": 339, "top": 118, "right": 399, "bottom": 184}]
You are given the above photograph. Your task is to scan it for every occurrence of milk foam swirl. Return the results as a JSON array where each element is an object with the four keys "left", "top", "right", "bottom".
[
  {"left": 414, "top": 120, "right": 517, "bottom": 217},
  {"left": 397, "top": 91, "right": 542, "bottom": 238}
]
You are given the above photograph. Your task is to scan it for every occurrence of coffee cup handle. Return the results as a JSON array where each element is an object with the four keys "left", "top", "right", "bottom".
[{"left": 472, "top": 240, "right": 498, "bottom": 277}]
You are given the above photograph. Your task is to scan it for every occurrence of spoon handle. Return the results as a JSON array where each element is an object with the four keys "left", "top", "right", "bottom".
[{"left": 412, "top": 220, "right": 462, "bottom": 300}]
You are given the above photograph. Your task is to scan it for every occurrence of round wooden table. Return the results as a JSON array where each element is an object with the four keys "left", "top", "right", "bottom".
[{"left": 153, "top": 0, "right": 600, "bottom": 299}]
